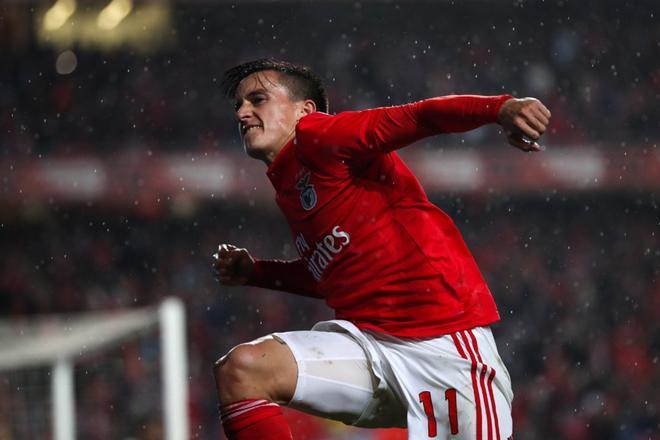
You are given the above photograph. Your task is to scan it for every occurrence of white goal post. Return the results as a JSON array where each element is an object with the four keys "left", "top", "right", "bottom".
[{"left": 0, "top": 297, "right": 189, "bottom": 440}]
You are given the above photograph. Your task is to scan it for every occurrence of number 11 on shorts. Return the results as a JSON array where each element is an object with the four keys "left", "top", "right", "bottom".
[{"left": 419, "top": 389, "right": 459, "bottom": 437}]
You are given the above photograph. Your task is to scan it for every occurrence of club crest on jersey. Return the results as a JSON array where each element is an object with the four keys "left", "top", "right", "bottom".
[{"left": 295, "top": 171, "right": 317, "bottom": 211}]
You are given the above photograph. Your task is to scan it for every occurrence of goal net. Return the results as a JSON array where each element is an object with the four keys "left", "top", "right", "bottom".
[{"left": 0, "top": 297, "right": 188, "bottom": 440}]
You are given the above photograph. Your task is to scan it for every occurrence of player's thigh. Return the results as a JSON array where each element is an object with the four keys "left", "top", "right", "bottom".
[
  {"left": 386, "top": 327, "right": 513, "bottom": 439},
  {"left": 407, "top": 382, "right": 511, "bottom": 440},
  {"left": 273, "top": 329, "right": 404, "bottom": 427},
  {"left": 449, "top": 327, "right": 513, "bottom": 440}
]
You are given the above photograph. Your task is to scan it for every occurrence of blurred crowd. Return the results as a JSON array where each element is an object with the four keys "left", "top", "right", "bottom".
[
  {"left": 1, "top": 1, "right": 658, "bottom": 157},
  {"left": 0, "top": 195, "right": 657, "bottom": 439}
]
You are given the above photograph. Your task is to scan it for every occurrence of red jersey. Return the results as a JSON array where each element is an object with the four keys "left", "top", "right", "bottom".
[{"left": 249, "top": 95, "right": 512, "bottom": 337}]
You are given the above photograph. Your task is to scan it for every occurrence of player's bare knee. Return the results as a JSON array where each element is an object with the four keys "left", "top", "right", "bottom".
[
  {"left": 216, "top": 345, "right": 254, "bottom": 381},
  {"left": 215, "top": 344, "right": 272, "bottom": 398},
  {"left": 214, "top": 338, "right": 297, "bottom": 404}
]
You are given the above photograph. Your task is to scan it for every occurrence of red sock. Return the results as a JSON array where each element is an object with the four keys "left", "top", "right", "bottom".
[{"left": 220, "top": 399, "right": 293, "bottom": 440}]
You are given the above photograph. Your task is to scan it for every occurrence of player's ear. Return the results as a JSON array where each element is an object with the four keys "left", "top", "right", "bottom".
[{"left": 300, "top": 99, "right": 316, "bottom": 116}]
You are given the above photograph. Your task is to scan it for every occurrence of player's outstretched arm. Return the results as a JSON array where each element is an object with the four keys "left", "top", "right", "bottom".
[
  {"left": 497, "top": 97, "right": 551, "bottom": 152},
  {"left": 212, "top": 244, "right": 322, "bottom": 298},
  {"left": 299, "top": 94, "right": 548, "bottom": 162}
]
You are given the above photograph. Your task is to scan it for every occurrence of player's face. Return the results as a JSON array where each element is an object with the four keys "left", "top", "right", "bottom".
[{"left": 234, "top": 70, "right": 304, "bottom": 162}]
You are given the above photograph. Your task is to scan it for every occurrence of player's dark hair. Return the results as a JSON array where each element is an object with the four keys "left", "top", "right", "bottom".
[{"left": 221, "top": 58, "right": 329, "bottom": 113}]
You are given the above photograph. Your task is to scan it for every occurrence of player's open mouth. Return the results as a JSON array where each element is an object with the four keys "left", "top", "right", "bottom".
[{"left": 241, "top": 124, "right": 263, "bottom": 136}]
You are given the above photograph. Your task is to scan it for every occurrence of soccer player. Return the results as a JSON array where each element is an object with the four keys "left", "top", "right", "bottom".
[{"left": 212, "top": 59, "right": 550, "bottom": 439}]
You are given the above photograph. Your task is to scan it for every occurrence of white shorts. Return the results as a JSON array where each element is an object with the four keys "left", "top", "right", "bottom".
[{"left": 273, "top": 320, "right": 513, "bottom": 439}]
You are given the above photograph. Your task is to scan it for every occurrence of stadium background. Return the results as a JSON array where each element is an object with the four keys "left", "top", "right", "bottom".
[{"left": 1, "top": 0, "right": 658, "bottom": 439}]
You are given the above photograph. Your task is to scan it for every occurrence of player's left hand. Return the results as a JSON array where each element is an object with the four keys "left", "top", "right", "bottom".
[{"left": 498, "top": 97, "right": 551, "bottom": 152}]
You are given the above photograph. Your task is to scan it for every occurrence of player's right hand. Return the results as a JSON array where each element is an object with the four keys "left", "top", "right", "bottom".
[{"left": 212, "top": 244, "right": 255, "bottom": 286}]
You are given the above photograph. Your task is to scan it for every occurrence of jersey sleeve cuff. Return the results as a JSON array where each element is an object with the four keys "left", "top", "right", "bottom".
[
  {"left": 246, "top": 259, "right": 266, "bottom": 286},
  {"left": 492, "top": 94, "right": 515, "bottom": 124}
]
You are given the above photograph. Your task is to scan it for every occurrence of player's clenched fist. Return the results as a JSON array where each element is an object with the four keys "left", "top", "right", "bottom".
[
  {"left": 212, "top": 244, "right": 255, "bottom": 286},
  {"left": 498, "top": 97, "right": 551, "bottom": 152}
]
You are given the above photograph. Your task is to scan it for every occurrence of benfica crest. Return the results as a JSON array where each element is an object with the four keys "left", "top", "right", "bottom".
[{"left": 295, "top": 171, "right": 317, "bottom": 211}]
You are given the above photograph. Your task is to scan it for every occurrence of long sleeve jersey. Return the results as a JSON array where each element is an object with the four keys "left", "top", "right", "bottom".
[{"left": 248, "top": 94, "right": 512, "bottom": 337}]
